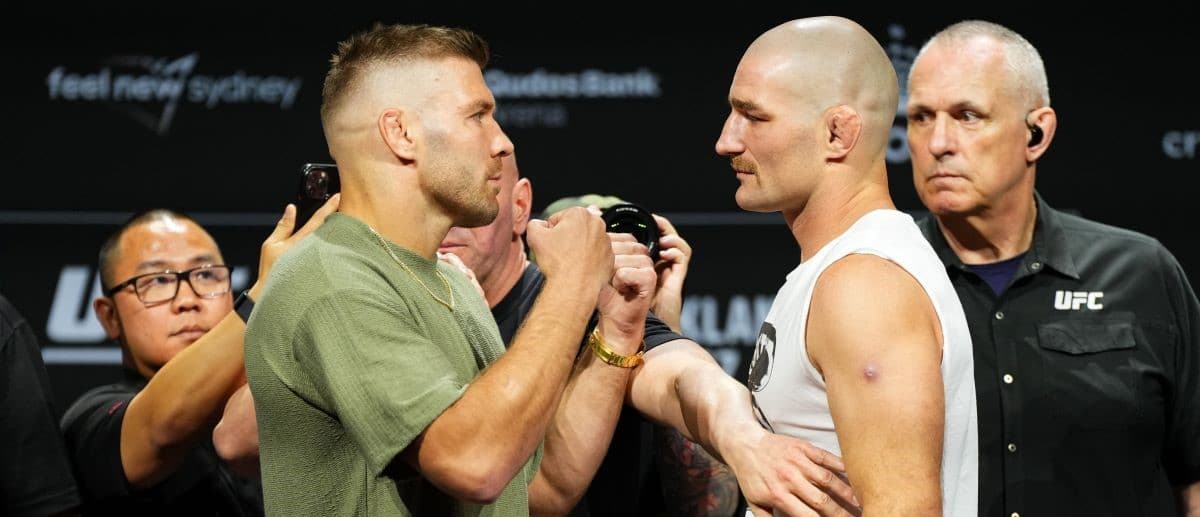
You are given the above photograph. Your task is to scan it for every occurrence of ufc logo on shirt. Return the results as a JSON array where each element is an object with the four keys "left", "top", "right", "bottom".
[{"left": 1054, "top": 290, "right": 1105, "bottom": 310}]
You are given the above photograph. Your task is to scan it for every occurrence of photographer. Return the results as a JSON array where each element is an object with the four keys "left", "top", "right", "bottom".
[{"left": 60, "top": 197, "right": 337, "bottom": 515}]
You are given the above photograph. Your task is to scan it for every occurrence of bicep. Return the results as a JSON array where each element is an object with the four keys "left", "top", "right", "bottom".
[{"left": 807, "top": 255, "right": 944, "bottom": 510}]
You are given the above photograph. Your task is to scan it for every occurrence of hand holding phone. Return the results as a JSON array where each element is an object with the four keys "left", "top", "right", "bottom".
[{"left": 295, "top": 163, "right": 340, "bottom": 232}]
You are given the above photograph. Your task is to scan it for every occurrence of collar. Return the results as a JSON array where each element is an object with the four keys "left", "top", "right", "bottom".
[
  {"left": 1027, "top": 191, "right": 1080, "bottom": 280},
  {"left": 490, "top": 262, "right": 542, "bottom": 323},
  {"left": 919, "top": 191, "right": 1079, "bottom": 280},
  {"left": 121, "top": 366, "right": 149, "bottom": 390}
]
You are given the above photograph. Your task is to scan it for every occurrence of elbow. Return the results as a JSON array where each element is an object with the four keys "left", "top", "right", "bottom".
[
  {"left": 437, "top": 466, "right": 510, "bottom": 504},
  {"left": 423, "top": 450, "right": 517, "bottom": 504},
  {"left": 212, "top": 420, "right": 257, "bottom": 465}
]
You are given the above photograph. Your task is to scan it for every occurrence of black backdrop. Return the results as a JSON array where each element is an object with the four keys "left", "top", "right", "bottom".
[{"left": 7, "top": 6, "right": 1198, "bottom": 413}]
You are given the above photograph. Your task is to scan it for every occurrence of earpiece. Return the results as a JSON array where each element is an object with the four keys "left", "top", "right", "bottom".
[{"left": 1027, "top": 123, "right": 1043, "bottom": 147}]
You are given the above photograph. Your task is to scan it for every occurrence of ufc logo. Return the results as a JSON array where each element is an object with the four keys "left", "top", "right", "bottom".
[{"left": 1054, "top": 290, "right": 1104, "bottom": 311}]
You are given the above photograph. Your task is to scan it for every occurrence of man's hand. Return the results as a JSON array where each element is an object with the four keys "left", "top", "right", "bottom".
[
  {"left": 438, "top": 252, "right": 486, "bottom": 300},
  {"left": 526, "top": 206, "right": 613, "bottom": 302},
  {"left": 595, "top": 233, "right": 657, "bottom": 352},
  {"left": 725, "top": 429, "right": 860, "bottom": 517},
  {"left": 250, "top": 194, "right": 340, "bottom": 299},
  {"left": 651, "top": 214, "right": 690, "bottom": 333}
]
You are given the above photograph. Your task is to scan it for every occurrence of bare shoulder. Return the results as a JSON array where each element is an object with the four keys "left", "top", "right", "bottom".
[{"left": 808, "top": 254, "right": 941, "bottom": 368}]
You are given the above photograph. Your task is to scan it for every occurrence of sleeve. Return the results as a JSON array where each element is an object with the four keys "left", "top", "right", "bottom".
[
  {"left": 1, "top": 305, "right": 82, "bottom": 516},
  {"left": 59, "top": 388, "right": 134, "bottom": 502},
  {"left": 1160, "top": 246, "right": 1200, "bottom": 484},
  {"left": 643, "top": 311, "right": 686, "bottom": 350},
  {"left": 293, "top": 288, "right": 468, "bottom": 477}
]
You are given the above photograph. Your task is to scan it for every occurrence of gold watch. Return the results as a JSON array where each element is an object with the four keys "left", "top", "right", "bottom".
[{"left": 588, "top": 327, "right": 645, "bottom": 368}]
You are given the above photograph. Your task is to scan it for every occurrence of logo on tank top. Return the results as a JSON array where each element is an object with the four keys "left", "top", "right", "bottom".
[{"left": 746, "top": 321, "right": 777, "bottom": 391}]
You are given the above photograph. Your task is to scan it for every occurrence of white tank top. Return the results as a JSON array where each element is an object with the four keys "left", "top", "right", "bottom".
[{"left": 747, "top": 209, "right": 978, "bottom": 516}]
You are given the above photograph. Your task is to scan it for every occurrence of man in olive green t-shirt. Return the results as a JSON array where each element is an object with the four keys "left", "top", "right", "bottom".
[{"left": 245, "top": 23, "right": 657, "bottom": 516}]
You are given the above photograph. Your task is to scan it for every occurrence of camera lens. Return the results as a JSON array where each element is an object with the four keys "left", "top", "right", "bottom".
[
  {"left": 305, "top": 170, "right": 329, "bottom": 198},
  {"left": 601, "top": 203, "right": 660, "bottom": 261}
]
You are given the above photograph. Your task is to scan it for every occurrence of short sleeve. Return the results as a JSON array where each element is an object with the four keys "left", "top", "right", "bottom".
[
  {"left": 60, "top": 389, "right": 135, "bottom": 501},
  {"left": 1160, "top": 246, "right": 1200, "bottom": 484},
  {"left": 294, "top": 288, "right": 467, "bottom": 476},
  {"left": 643, "top": 312, "right": 685, "bottom": 350}
]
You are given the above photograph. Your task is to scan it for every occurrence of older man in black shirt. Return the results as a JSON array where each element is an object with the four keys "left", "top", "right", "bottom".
[{"left": 906, "top": 20, "right": 1200, "bottom": 516}]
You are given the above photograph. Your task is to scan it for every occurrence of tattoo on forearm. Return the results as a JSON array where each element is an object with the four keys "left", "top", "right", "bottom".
[{"left": 655, "top": 426, "right": 740, "bottom": 516}]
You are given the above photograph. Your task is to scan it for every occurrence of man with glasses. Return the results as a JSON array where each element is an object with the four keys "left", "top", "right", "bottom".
[{"left": 60, "top": 200, "right": 337, "bottom": 515}]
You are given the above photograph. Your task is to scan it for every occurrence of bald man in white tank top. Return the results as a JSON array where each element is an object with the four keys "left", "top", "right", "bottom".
[
  {"left": 715, "top": 17, "right": 978, "bottom": 516},
  {"left": 624, "top": 16, "right": 978, "bottom": 516}
]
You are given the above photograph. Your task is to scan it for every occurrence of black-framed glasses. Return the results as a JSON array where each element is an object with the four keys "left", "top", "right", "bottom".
[{"left": 104, "top": 265, "right": 232, "bottom": 304}]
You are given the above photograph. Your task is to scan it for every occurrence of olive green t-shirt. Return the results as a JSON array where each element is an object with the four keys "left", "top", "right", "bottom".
[{"left": 245, "top": 213, "right": 539, "bottom": 516}]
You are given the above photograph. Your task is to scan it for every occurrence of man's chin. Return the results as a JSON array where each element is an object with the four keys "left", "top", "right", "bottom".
[
  {"left": 455, "top": 205, "right": 499, "bottom": 228},
  {"left": 171, "top": 331, "right": 207, "bottom": 347},
  {"left": 920, "top": 191, "right": 973, "bottom": 216},
  {"left": 735, "top": 192, "right": 775, "bottom": 213}
]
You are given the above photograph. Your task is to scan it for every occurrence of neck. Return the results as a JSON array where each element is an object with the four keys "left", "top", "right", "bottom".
[
  {"left": 783, "top": 162, "right": 895, "bottom": 262},
  {"left": 338, "top": 162, "right": 453, "bottom": 259},
  {"left": 121, "top": 348, "right": 154, "bottom": 381},
  {"left": 481, "top": 243, "right": 529, "bottom": 308},
  {"left": 935, "top": 195, "right": 1037, "bottom": 265}
]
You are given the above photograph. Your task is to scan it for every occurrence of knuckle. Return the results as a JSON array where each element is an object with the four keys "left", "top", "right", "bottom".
[{"left": 816, "top": 491, "right": 832, "bottom": 507}]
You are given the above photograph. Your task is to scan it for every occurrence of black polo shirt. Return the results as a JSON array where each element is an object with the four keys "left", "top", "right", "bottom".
[
  {"left": 492, "top": 261, "right": 683, "bottom": 516},
  {"left": 918, "top": 193, "right": 1200, "bottom": 517},
  {"left": 60, "top": 370, "right": 263, "bottom": 516}
]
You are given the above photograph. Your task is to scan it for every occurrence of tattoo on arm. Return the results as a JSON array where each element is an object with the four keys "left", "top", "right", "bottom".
[{"left": 655, "top": 426, "right": 740, "bottom": 516}]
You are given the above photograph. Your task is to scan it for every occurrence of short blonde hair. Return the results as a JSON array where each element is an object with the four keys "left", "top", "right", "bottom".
[{"left": 320, "top": 23, "right": 490, "bottom": 127}]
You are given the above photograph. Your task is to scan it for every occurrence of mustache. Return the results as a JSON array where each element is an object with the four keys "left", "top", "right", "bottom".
[{"left": 730, "top": 157, "right": 758, "bottom": 173}]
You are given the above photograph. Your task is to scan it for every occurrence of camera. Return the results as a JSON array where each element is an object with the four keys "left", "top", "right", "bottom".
[{"left": 602, "top": 203, "right": 660, "bottom": 261}]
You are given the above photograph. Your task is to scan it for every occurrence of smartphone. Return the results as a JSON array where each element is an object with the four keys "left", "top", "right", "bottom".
[{"left": 295, "top": 162, "right": 339, "bottom": 232}]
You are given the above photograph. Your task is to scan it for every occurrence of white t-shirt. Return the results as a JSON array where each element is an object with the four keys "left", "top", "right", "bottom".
[{"left": 747, "top": 209, "right": 978, "bottom": 516}]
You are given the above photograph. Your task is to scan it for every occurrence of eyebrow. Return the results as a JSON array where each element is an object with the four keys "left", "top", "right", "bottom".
[
  {"left": 462, "top": 99, "right": 495, "bottom": 115},
  {"left": 730, "top": 98, "right": 764, "bottom": 114},
  {"left": 134, "top": 254, "right": 219, "bottom": 273},
  {"left": 908, "top": 100, "right": 985, "bottom": 114}
]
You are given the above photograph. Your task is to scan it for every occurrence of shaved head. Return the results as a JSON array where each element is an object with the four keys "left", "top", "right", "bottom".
[
  {"left": 743, "top": 16, "right": 898, "bottom": 159},
  {"left": 321, "top": 24, "right": 488, "bottom": 131}
]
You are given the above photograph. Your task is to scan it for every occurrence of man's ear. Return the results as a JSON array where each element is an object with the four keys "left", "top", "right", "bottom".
[
  {"left": 94, "top": 297, "right": 122, "bottom": 340},
  {"left": 1025, "top": 106, "right": 1057, "bottom": 163},
  {"left": 379, "top": 108, "right": 417, "bottom": 162},
  {"left": 825, "top": 105, "right": 862, "bottom": 161},
  {"left": 512, "top": 178, "right": 533, "bottom": 236}
]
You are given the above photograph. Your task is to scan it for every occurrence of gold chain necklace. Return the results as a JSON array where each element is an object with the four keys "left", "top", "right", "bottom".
[{"left": 366, "top": 225, "right": 455, "bottom": 311}]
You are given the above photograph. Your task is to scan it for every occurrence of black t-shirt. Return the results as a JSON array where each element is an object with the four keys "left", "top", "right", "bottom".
[
  {"left": 60, "top": 371, "right": 263, "bottom": 516},
  {"left": 1, "top": 294, "right": 81, "bottom": 517},
  {"left": 492, "top": 262, "right": 686, "bottom": 516}
]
